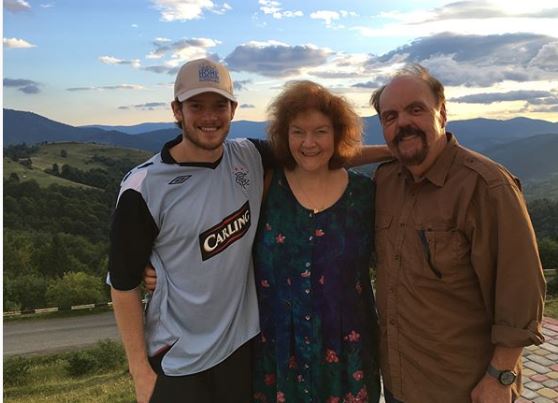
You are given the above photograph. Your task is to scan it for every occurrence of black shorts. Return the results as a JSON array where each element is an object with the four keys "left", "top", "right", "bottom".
[{"left": 148, "top": 339, "right": 253, "bottom": 403}]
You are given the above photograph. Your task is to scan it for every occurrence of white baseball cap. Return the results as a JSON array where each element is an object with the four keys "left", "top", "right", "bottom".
[{"left": 174, "top": 58, "right": 237, "bottom": 104}]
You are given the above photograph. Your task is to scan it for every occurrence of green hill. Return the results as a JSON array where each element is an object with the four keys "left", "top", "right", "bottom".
[
  {"left": 3, "top": 142, "right": 153, "bottom": 188},
  {"left": 524, "top": 174, "right": 558, "bottom": 201}
]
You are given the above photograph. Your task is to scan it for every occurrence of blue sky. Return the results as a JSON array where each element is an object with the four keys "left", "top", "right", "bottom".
[{"left": 3, "top": 0, "right": 558, "bottom": 126}]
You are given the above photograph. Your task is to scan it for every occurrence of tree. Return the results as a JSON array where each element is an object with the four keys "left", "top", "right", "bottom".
[
  {"left": 46, "top": 272, "right": 106, "bottom": 310},
  {"left": 4, "top": 274, "right": 47, "bottom": 311},
  {"left": 539, "top": 237, "right": 558, "bottom": 271}
]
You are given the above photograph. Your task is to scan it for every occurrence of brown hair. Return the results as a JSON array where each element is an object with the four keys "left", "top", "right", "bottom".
[
  {"left": 370, "top": 64, "right": 446, "bottom": 117},
  {"left": 267, "top": 80, "right": 363, "bottom": 170}
]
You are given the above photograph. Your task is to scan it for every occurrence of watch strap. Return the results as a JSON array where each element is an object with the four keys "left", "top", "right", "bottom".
[{"left": 486, "top": 364, "right": 517, "bottom": 385}]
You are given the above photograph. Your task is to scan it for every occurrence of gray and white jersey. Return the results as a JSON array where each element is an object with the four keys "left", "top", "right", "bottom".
[{"left": 108, "top": 136, "right": 266, "bottom": 375}]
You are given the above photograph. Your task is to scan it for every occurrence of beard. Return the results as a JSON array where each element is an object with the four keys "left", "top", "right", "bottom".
[
  {"left": 183, "top": 124, "right": 229, "bottom": 152},
  {"left": 392, "top": 126, "right": 429, "bottom": 166}
]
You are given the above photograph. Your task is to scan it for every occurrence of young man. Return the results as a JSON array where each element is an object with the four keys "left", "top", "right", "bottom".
[
  {"left": 108, "top": 58, "right": 271, "bottom": 403},
  {"left": 371, "top": 65, "right": 546, "bottom": 403}
]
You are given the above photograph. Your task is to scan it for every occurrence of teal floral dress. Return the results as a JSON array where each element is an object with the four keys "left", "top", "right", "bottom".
[{"left": 253, "top": 168, "right": 380, "bottom": 403}]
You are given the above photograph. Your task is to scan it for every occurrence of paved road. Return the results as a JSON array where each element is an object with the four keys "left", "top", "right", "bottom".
[{"left": 3, "top": 311, "right": 120, "bottom": 356}]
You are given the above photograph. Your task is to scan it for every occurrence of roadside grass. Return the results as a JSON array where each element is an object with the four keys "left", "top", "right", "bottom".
[{"left": 3, "top": 341, "right": 134, "bottom": 403}]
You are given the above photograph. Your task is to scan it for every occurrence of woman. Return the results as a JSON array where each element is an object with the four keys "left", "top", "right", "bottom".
[
  {"left": 253, "top": 81, "right": 380, "bottom": 403},
  {"left": 144, "top": 81, "right": 384, "bottom": 402}
]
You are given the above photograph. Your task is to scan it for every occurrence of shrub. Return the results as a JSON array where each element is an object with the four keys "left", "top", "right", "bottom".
[
  {"left": 65, "top": 351, "right": 97, "bottom": 377},
  {"left": 46, "top": 272, "right": 105, "bottom": 310},
  {"left": 4, "top": 356, "right": 31, "bottom": 385},
  {"left": 90, "top": 339, "right": 126, "bottom": 371},
  {"left": 65, "top": 340, "right": 126, "bottom": 376}
]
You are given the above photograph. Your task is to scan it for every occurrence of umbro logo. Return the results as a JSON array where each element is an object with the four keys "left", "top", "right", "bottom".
[{"left": 169, "top": 175, "right": 192, "bottom": 185}]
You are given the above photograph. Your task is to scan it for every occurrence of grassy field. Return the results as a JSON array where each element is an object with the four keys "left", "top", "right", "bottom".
[
  {"left": 30, "top": 142, "right": 152, "bottom": 172},
  {"left": 3, "top": 341, "right": 135, "bottom": 403},
  {"left": 3, "top": 158, "right": 90, "bottom": 189},
  {"left": 3, "top": 142, "right": 153, "bottom": 188}
]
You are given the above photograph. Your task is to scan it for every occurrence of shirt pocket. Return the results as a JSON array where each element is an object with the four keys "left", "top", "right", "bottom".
[{"left": 420, "top": 227, "right": 471, "bottom": 281}]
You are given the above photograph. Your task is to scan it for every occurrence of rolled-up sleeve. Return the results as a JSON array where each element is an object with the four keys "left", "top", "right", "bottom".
[{"left": 470, "top": 179, "right": 546, "bottom": 347}]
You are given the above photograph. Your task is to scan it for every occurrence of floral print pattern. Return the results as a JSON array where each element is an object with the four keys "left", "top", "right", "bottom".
[{"left": 253, "top": 169, "right": 380, "bottom": 402}]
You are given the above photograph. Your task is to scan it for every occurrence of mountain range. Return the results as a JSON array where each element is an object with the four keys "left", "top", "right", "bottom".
[{"left": 4, "top": 108, "right": 558, "bottom": 184}]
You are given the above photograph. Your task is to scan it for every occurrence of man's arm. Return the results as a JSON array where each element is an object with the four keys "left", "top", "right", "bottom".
[
  {"left": 347, "top": 144, "right": 393, "bottom": 167},
  {"left": 111, "top": 287, "right": 157, "bottom": 403},
  {"left": 108, "top": 187, "right": 159, "bottom": 403},
  {"left": 469, "top": 172, "right": 545, "bottom": 402},
  {"left": 470, "top": 346, "right": 523, "bottom": 403}
]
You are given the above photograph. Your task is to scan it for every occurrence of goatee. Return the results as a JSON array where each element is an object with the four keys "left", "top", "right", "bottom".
[{"left": 393, "top": 126, "right": 428, "bottom": 166}]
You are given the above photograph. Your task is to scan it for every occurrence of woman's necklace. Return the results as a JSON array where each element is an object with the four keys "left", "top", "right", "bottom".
[{"left": 291, "top": 172, "right": 328, "bottom": 214}]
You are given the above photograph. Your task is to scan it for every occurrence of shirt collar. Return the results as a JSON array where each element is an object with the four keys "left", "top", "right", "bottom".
[
  {"left": 161, "top": 134, "right": 224, "bottom": 168},
  {"left": 398, "top": 132, "right": 459, "bottom": 187}
]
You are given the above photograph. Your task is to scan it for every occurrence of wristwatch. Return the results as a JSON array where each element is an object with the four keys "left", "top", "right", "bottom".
[{"left": 486, "top": 364, "right": 517, "bottom": 386}]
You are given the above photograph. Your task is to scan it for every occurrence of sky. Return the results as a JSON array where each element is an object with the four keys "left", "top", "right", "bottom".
[{"left": 3, "top": 0, "right": 558, "bottom": 126}]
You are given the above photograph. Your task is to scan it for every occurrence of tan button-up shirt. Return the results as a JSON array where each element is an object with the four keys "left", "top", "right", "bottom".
[{"left": 374, "top": 134, "right": 545, "bottom": 403}]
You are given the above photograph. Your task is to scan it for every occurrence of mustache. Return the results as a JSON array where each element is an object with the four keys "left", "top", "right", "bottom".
[{"left": 393, "top": 126, "right": 426, "bottom": 145}]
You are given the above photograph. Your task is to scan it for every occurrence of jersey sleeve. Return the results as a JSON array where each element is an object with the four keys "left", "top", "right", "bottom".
[
  {"left": 108, "top": 189, "right": 159, "bottom": 291},
  {"left": 248, "top": 138, "right": 277, "bottom": 170}
]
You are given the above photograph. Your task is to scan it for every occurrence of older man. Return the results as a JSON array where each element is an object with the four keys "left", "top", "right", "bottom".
[{"left": 371, "top": 65, "right": 546, "bottom": 403}]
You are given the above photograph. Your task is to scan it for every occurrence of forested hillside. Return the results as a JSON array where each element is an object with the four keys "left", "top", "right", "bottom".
[
  {"left": 3, "top": 143, "right": 152, "bottom": 311},
  {"left": 3, "top": 142, "right": 558, "bottom": 311}
]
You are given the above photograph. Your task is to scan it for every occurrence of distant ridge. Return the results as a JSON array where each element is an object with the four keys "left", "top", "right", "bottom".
[
  {"left": 81, "top": 122, "right": 175, "bottom": 135},
  {"left": 484, "top": 132, "right": 558, "bottom": 181},
  {"left": 4, "top": 107, "right": 558, "bottom": 156},
  {"left": 3, "top": 109, "right": 177, "bottom": 152}
]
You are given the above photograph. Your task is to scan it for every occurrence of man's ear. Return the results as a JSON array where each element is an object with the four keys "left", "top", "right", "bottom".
[
  {"left": 439, "top": 102, "right": 447, "bottom": 129},
  {"left": 230, "top": 101, "right": 238, "bottom": 120},
  {"left": 171, "top": 100, "right": 183, "bottom": 122}
]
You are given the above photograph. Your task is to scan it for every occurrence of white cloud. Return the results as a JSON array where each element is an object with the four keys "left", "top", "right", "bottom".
[
  {"left": 213, "top": 2, "right": 231, "bottom": 15},
  {"left": 358, "top": 33, "right": 557, "bottom": 87},
  {"left": 67, "top": 84, "right": 145, "bottom": 92},
  {"left": 450, "top": 90, "right": 553, "bottom": 104},
  {"left": 529, "top": 42, "right": 558, "bottom": 71},
  {"left": 151, "top": 0, "right": 230, "bottom": 21},
  {"left": 118, "top": 102, "right": 167, "bottom": 110},
  {"left": 146, "top": 37, "right": 220, "bottom": 63},
  {"left": 98, "top": 56, "right": 141, "bottom": 68},
  {"left": 310, "top": 11, "right": 340, "bottom": 25},
  {"left": 310, "top": 10, "right": 357, "bottom": 26},
  {"left": 258, "top": 0, "right": 302, "bottom": 19},
  {"left": 3, "top": 37, "right": 36, "bottom": 48},
  {"left": 225, "top": 41, "right": 332, "bottom": 77},
  {"left": 4, "top": 0, "right": 31, "bottom": 12},
  {"left": 356, "top": 1, "right": 558, "bottom": 38}
]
